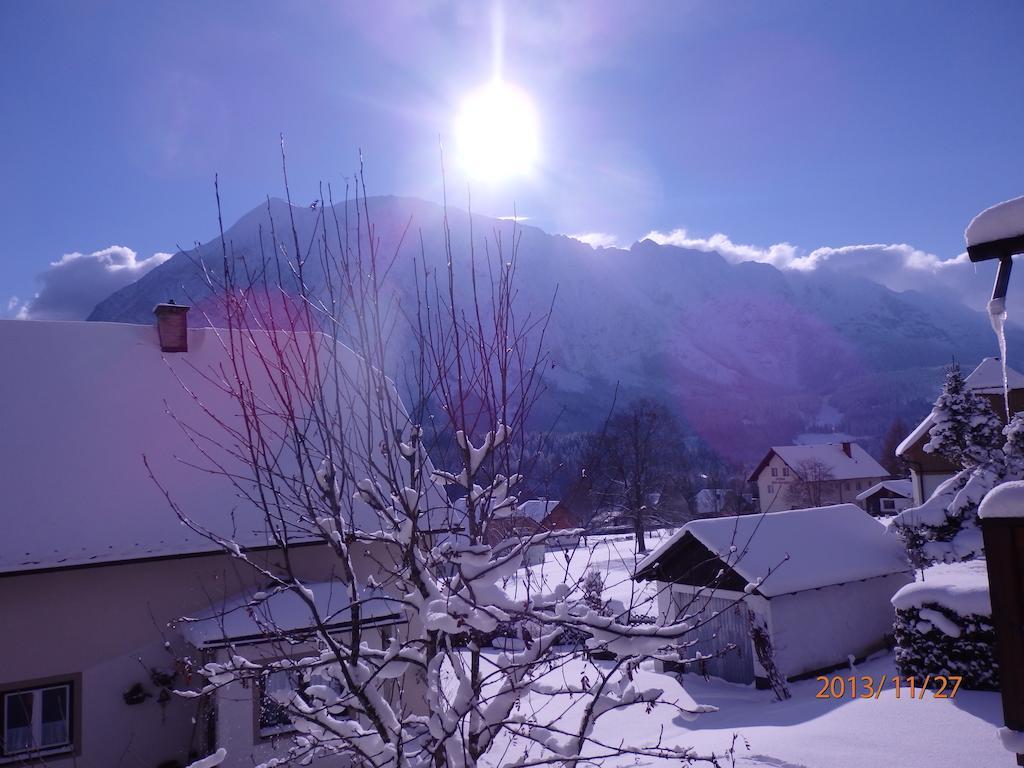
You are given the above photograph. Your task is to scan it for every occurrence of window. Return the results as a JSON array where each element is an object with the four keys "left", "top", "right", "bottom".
[
  {"left": 2, "top": 681, "right": 74, "bottom": 761},
  {"left": 767, "top": 484, "right": 774, "bottom": 494},
  {"left": 844, "top": 482, "right": 850, "bottom": 491},
  {"left": 771, "top": 467, "right": 778, "bottom": 477},
  {"left": 881, "top": 498, "right": 897, "bottom": 513},
  {"left": 783, "top": 467, "right": 790, "bottom": 477},
  {"left": 258, "top": 668, "right": 347, "bottom": 739}
]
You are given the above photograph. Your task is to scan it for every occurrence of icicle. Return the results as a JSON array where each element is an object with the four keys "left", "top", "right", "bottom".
[{"left": 989, "top": 297, "right": 1011, "bottom": 420}]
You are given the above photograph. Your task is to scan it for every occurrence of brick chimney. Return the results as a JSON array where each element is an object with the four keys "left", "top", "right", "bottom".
[
  {"left": 841, "top": 441, "right": 852, "bottom": 458},
  {"left": 153, "top": 301, "right": 190, "bottom": 353}
]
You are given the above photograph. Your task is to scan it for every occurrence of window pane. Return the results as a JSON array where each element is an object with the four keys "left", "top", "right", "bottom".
[
  {"left": 3, "top": 691, "right": 34, "bottom": 754},
  {"left": 40, "top": 687, "right": 69, "bottom": 747},
  {"left": 259, "top": 671, "right": 296, "bottom": 732}
]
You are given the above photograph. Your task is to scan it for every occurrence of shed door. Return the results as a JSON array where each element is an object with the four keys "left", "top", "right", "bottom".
[{"left": 677, "top": 592, "right": 755, "bottom": 684}]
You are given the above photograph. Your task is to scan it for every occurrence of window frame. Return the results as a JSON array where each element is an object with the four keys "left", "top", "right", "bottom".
[
  {"left": 0, "top": 674, "right": 80, "bottom": 764},
  {"left": 254, "top": 662, "right": 349, "bottom": 743}
]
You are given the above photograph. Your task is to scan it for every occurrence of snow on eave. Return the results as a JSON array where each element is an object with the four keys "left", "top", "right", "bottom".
[
  {"left": 979, "top": 480, "right": 1024, "bottom": 519},
  {"left": 965, "top": 195, "right": 1024, "bottom": 247},
  {"left": 180, "top": 582, "right": 405, "bottom": 648}
]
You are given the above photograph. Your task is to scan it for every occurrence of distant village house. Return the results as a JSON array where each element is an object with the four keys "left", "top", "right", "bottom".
[{"left": 749, "top": 442, "right": 888, "bottom": 514}]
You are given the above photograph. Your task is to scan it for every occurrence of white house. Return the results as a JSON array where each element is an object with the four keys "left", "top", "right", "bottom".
[
  {"left": 0, "top": 316, "right": 446, "bottom": 767},
  {"left": 749, "top": 442, "right": 888, "bottom": 514},
  {"left": 897, "top": 357, "right": 1024, "bottom": 506},
  {"left": 634, "top": 504, "right": 912, "bottom": 686}
]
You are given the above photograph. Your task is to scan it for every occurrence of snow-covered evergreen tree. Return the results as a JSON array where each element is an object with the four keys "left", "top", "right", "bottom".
[
  {"left": 896, "top": 413, "right": 1024, "bottom": 564},
  {"left": 922, "top": 363, "right": 1003, "bottom": 468}
]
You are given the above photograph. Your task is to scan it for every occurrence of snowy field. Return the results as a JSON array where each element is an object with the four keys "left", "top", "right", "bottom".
[
  {"left": 504, "top": 530, "right": 679, "bottom": 615},
  {"left": 491, "top": 532, "right": 1005, "bottom": 767},
  {"left": 474, "top": 650, "right": 1004, "bottom": 768}
]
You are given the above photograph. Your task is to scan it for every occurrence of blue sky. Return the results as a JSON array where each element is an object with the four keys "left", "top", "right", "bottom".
[{"left": 3, "top": 1, "right": 1024, "bottom": 317}]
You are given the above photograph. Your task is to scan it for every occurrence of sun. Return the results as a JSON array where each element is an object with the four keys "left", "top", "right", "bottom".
[{"left": 454, "top": 80, "right": 539, "bottom": 182}]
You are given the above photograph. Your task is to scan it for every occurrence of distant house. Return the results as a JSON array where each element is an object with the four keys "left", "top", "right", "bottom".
[
  {"left": 693, "top": 488, "right": 755, "bottom": 517},
  {"left": 484, "top": 515, "right": 546, "bottom": 567},
  {"left": 694, "top": 488, "right": 734, "bottom": 517},
  {"left": 749, "top": 442, "right": 888, "bottom": 514},
  {"left": 897, "top": 357, "right": 1024, "bottom": 506},
  {"left": 856, "top": 479, "right": 913, "bottom": 517},
  {"left": 0, "top": 317, "right": 445, "bottom": 768},
  {"left": 516, "top": 498, "right": 585, "bottom": 549},
  {"left": 634, "top": 504, "right": 912, "bottom": 686}
]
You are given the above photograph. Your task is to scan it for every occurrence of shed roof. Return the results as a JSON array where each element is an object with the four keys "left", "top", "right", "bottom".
[
  {"left": 856, "top": 479, "right": 913, "bottom": 502},
  {"left": 634, "top": 504, "right": 910, "bottom": 597},
  {"left": 0, "top": 320, "right": 449, "bottom": 575},
  {"left": 749, "top": 442, "right": 887, "bottom": 483}
]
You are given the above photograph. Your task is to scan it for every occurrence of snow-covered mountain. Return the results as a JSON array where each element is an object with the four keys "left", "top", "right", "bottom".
[{"left": 88, "top": 196, "right": 1018, "bottom": 465}]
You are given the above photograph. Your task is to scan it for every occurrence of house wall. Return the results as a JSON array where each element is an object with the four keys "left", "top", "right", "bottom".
[
  {"left": 0, "top": 542, "right": 404, "bottom": 767},
  {"left": 765, "top": 572, "right": 913, "bottom": 679},
  {"left": 757, "top": 454, "right": 883, "bottom": 513}
]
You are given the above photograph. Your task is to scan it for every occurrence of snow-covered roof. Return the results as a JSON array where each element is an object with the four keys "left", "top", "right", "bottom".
[
  {"left": 517, "top": 498, "right": 559, "bottom": 522},
  {"left": 635, "top": 504, "right": 911, "bottom": 597},
  {"left": 751, "top": 443, "right": 887, "bottom": 482},
  {"left": 0, "top": 320, "right": 448, "bottom": 575},
  {"left": 896, "top": 357, "right": 1024, "bottom": 457},
  {"left": 856, "top": 479, "right": 912, "bottom": 502},
  {"left": 179, "top": 581, "right": 404, "bottom": 648},
  {"left": 966, "top": 195, "right": 1024, "bottom": 247}
]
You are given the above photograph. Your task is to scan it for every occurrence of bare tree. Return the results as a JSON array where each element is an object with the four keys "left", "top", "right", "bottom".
[
  {"left": 153, "top": 152, "right": 741, "bottom": 768},
  {"left": 589, "top": 398, "right": 689, "bottom": 554},
  {"left": 786, "top": 459, "right": 835, "bottom": 508}
]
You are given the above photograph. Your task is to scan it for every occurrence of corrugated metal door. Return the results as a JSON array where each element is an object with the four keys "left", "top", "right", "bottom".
[{"left": 677, "top": 592, "right": 755, "bottom": 684}]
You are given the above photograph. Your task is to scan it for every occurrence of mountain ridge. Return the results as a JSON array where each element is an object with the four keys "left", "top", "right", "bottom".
[{"left": 88, "top": 195, "right": 1019, "bottom": 466}]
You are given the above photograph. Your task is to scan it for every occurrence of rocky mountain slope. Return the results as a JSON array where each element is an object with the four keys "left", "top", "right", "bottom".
[{"left": 89, "top": 196, "right": 1017, "bottom": 466}]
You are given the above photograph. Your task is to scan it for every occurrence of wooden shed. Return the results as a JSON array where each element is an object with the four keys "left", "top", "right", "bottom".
[{"left": 634, "top": 504, "right": 912, "bottom": 686}]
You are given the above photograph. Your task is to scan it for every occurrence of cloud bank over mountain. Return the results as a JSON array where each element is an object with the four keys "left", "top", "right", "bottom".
[
  {"left": 640, "top": 229, "right": 988, "bottom": 311},
  {"left": 12, "top": 246, "right": 171, "bottom": 321}
]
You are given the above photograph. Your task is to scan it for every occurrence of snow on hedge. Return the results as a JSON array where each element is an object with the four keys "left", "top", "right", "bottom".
[
  {"left": 891, "top": 560, "right": 991, "bottom": 617},
  {"left": 891, "top": 561, "right": 996, "bottom": 690}
]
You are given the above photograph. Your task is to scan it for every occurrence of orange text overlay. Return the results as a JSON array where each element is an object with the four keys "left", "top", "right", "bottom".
[{"left": 814, "top": 675, "right": 962, "bottom": 700}]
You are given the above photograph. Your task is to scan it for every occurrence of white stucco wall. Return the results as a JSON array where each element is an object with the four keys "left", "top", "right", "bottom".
[
  {"left": 764, "top": 572, "right": 913, "bottom": 679},
  {"left": 0, "top": 542, "right": 406, "bottom": 767}
]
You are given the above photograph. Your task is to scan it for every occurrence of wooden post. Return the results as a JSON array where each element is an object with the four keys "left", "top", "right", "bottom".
[{"left": 981, "top": 517, "right": 1024, "bottom": 766}]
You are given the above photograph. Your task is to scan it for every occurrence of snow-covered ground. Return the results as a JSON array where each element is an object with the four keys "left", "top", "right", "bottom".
[
  {"left": 477, "top": 651, "right": 1004, "bottom": 768},
  {"left": 622, "top": 652, "right": 1002, "bottom": 767},
  {"left": 492, "top": 532, "right": 1005, "bottom": 767}
]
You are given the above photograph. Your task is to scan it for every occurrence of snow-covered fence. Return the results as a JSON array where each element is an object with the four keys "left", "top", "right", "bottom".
[{"left": 891, "top": 562, "right": 996, "bottom": 690}]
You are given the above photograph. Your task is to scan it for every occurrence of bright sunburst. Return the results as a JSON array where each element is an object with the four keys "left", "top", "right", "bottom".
[{"left": 454, "top": 80, "right": 539, "bottom": 182}]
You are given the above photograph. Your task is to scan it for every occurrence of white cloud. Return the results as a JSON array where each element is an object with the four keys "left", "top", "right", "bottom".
[
  {"left": 20, "top": 246, "right": 172, "bottom": 321},
  {"left": 569, "top": 232, "right": 622, "bottom": 249},
  {"left": 497, "top": 215, "right": 530, "bottom": 222},
  {"left": 6, "top": 296, "right": 19, "bottom": 312},
  {"left": 640, "top": 227, "right": 992, "bottom": 307},
  {"left": 642, "top": 228, "right": 799, "bottom": 268}
]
